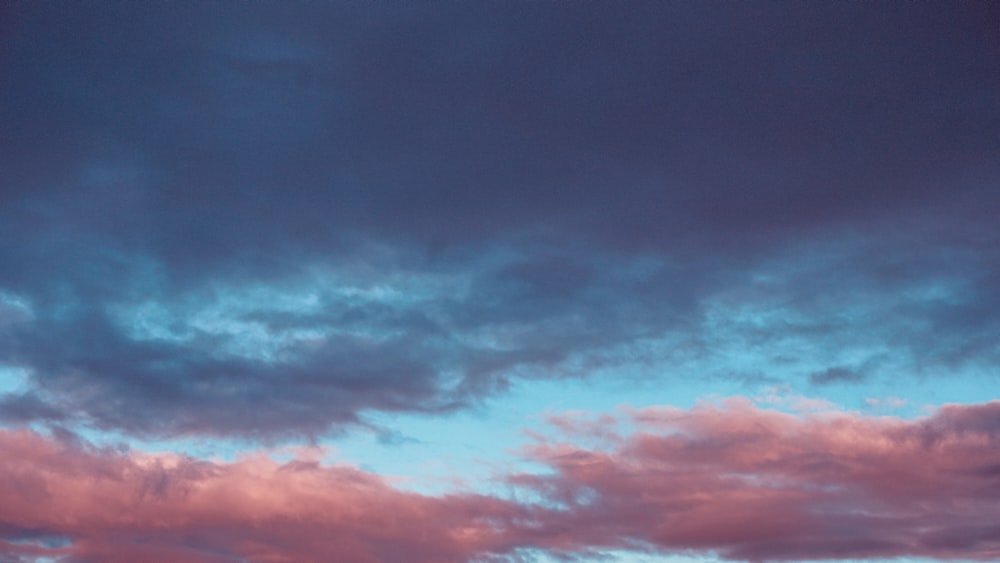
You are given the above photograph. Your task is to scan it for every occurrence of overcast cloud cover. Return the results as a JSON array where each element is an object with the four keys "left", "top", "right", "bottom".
[{"left": 1, "top": 1, "right": 998, "bottom": 561}]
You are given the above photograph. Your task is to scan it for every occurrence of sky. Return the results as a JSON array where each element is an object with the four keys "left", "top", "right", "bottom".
[{"left": 0, "top": 1, "right": 998, "bottom": 562}]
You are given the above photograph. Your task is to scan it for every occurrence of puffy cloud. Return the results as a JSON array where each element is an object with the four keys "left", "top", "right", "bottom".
[
  {"left": 515, "top": 399, "right": 1000, "bottom": 561},
  {"left": 3, "top": 402, "right": 1000, "bottom": 562},
  {"left": 0, "top": 429, "right": 523, "bottom": 563}
]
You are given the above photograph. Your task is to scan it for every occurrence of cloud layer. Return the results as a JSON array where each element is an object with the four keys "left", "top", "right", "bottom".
[
  {"left": 0, "top": 429, "right": 520, "bottom": 563},
  {"left": 518, "top": 400, "right": 1000, "bottom": 561},
  {"left": 1, "top": 2, "right": 998, "bottom": 439},
  {"left": 2, "top": 400, "right": 999, "bottom": 562}
]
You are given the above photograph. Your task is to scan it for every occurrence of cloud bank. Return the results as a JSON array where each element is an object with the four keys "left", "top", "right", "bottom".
[
  {"left": 0, "top": 2, "right": 997, "bottom": 439},
  {"left": 2, "top": 400, "right": 999, "bottom": 562}
]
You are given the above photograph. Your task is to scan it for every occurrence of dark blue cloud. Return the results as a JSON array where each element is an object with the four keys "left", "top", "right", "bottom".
[{"left": 0, "top": 1, "right": 997, "bottom": 438}]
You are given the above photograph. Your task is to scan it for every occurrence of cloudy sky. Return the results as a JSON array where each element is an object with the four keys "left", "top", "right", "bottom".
[{"left": 1, "top": 2, "right": 998, "bottom": 562}]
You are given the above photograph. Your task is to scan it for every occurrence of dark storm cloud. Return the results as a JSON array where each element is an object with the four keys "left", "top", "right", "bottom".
[
  {"left": 4, "top": 2, "right": 996, "bottom": 261},
  {"left": 0, "top": 1, "right": 997, "bottom": 438}
]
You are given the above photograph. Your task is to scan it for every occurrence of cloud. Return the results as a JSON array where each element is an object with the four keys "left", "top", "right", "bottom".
[
  {"left": 513, "top": 399, "right": 1000, "bottom": 561},
  {"left": 3, "top": 220, "right": 999, "bottom": 440},
  {"left": 3, "top": 401, "right": 1000, "bottom": 562},
  {"left": 3, "top": 216, "right": 998, "bottom": 440},
  {"left": 809, "top": 366, "right": 866, "bottom": 386},
  {"left": 0, "top": 428, "right": 523, "bottom": 563},
  {"left": 0, "top": 2, "right": 997, "bottom": 440}
]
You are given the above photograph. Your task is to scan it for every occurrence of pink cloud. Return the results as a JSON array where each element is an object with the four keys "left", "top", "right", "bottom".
[
  {"left": 0, "top": 429, "right": 522, "bottom": 563},
  {"left": 516, "top": 399, "right": 1000, "bottom": 561},
  {"left": 2, "top": 400, "right": 999, "bottom": 562}
]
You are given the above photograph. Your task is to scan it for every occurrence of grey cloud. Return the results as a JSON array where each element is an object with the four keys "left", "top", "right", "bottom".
[{"left": 809, "top": 367, "right": 866, "bottom": 386}]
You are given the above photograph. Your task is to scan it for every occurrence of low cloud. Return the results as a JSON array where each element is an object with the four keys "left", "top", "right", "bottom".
[
  {"left": 514, "top": 399, "right": 1000, "bottom": 561},
  {"left": 3, "top": 401, "right": 1000, "bottom": 561},
  {"left": 0, "top": 429, "right": 524, "bottom": 563}
]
